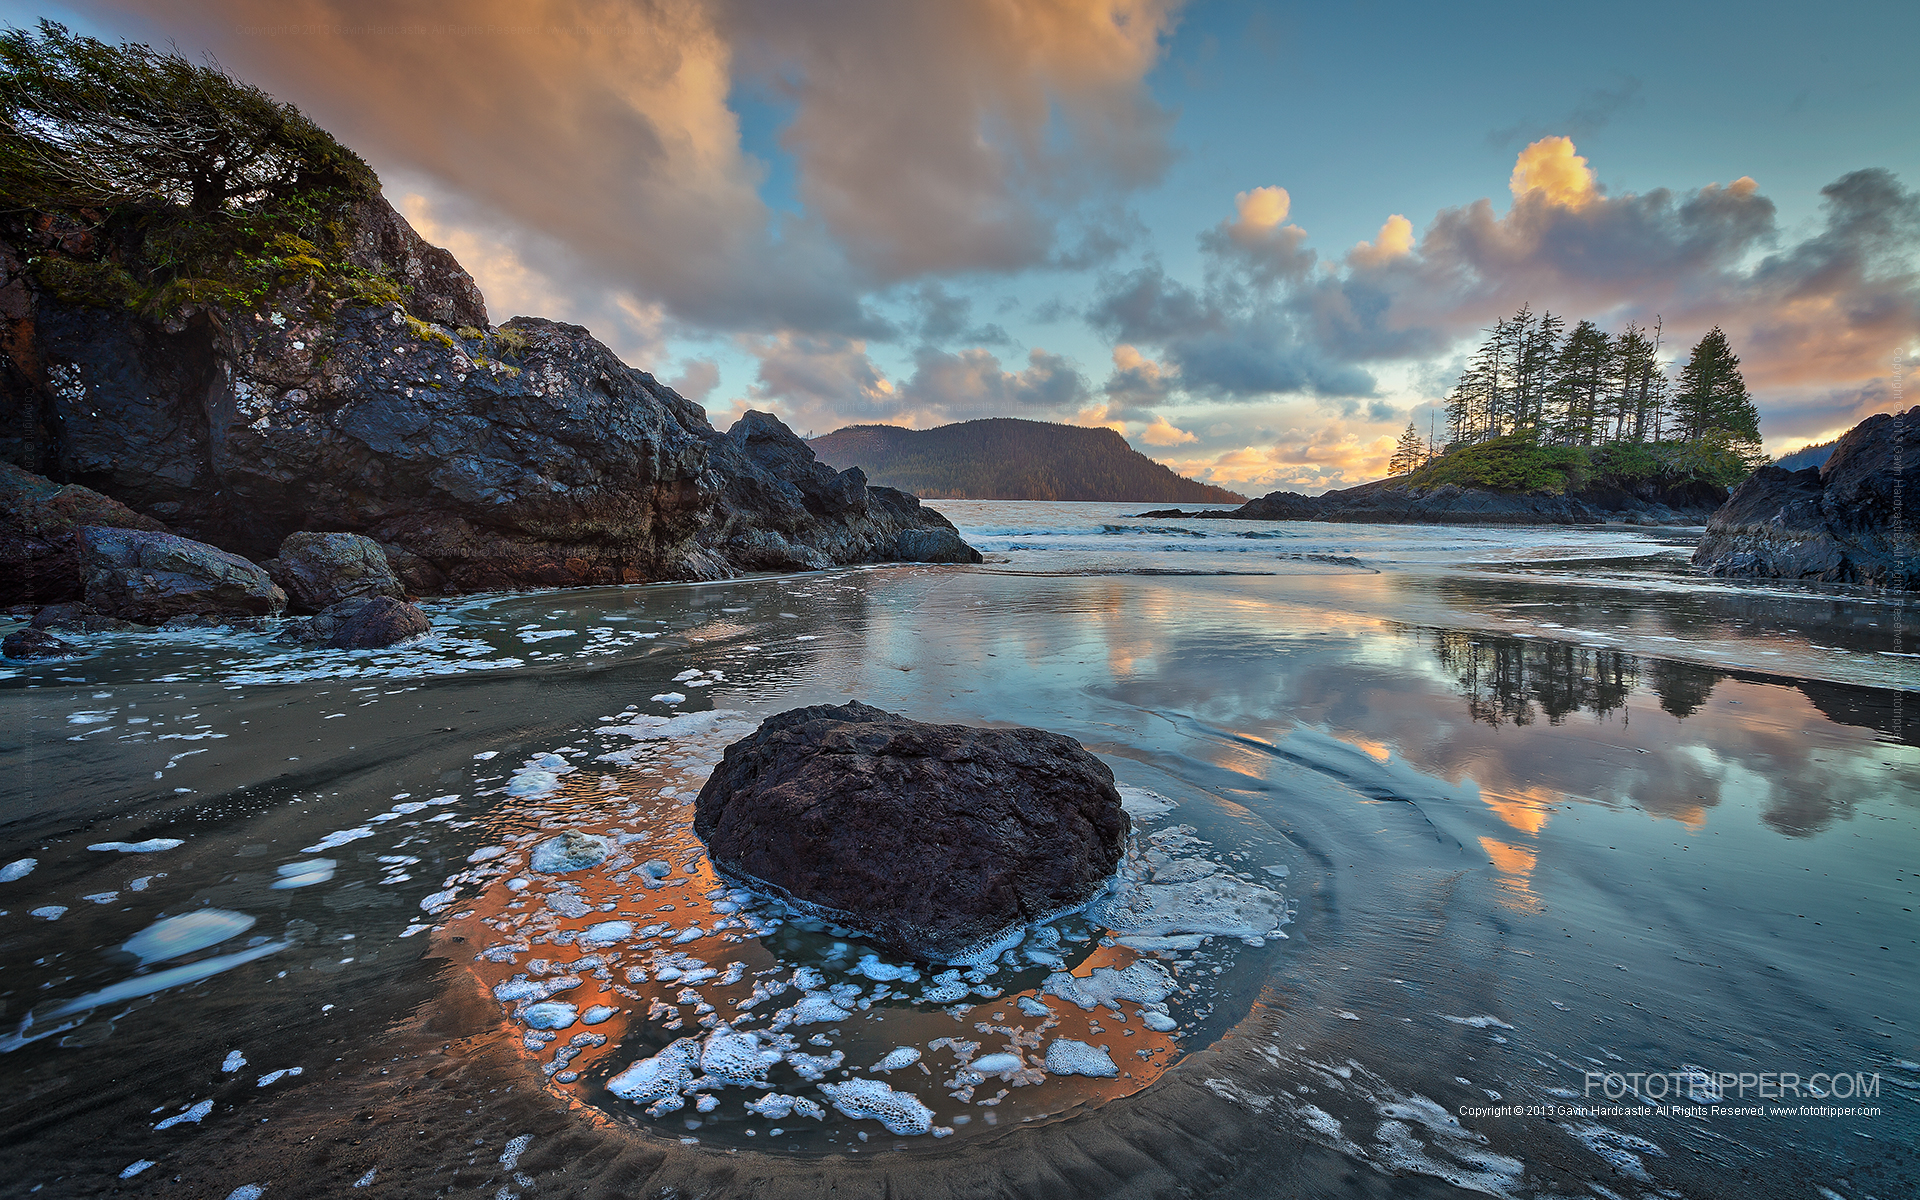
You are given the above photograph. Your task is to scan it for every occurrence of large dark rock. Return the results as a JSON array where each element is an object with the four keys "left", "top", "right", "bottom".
[
  {"left": 3, "top": 200, "right": 977, "bottom": 592},
  {"left": 268, "top": 531, "right": 406, "bottom": 612},
  {"left": 1693, "top": 407, "right": 1920, "bottom": 589},
  {"left": 0, "top": 462, "right": 168, "bottom": 607},
  {"left": 693, "top": 701, "right": 1128, "bottom": 963},
  {"left": 79, "top": 526, "right": 286, "bottom": 623}
]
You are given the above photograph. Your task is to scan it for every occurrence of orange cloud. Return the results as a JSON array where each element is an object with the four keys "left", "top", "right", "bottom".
[
  {"left": 1139, "top": 414, "right": 1198, "bottom": 445},
  {"left": 1347, "top": 213, "right": 1413, "bottom": 268},
  {"left": 1508, "top": 135, "right": 1596, "bottom": 208}
]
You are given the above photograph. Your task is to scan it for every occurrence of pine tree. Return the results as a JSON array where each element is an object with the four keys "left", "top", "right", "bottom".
[
  {"left": 1390, "top": 421, "right": 1427, "bottom": 475},
  {"left": 1551, "top": 321, "right": 1613, "bottom": 445},
  {"left": 1671, "top": 327, "right": 1759, "bottom": 443}
]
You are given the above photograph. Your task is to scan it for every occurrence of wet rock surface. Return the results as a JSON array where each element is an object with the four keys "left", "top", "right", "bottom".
[
  {"left": 694, "top": 701, "right": 1128, "bottom": 962},
  {"left": 2, "top": 626, "right": 73, "bottom": 659},
  {"left": 283, "top": 595, "right": 434, "bottom": 649},
  {"left": 79, "top": 527, "right": 286, "bottom": 623},
  {"left": 1693, "top": 407, "right": 1919, "bottom": 589},
  {"left": 266, "top": 531, "right": 406, "bottom": 612}
]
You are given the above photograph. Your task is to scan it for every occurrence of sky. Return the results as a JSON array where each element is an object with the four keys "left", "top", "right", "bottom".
[{"left": 15, "top": 0, "right": 1920, "bottom": 494}]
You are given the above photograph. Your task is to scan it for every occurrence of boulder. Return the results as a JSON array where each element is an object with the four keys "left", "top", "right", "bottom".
[
  {"left": 322, "top": 596, "right": 432, "bottom": 649},
  {"left": 889, "top": 526, "right": 985, "bottom": 564},
  {"left": 0, "top": 462, "right": 167, "bottom": 607},
  {"left": 78, "top": 527, "right": 286, "bottom": 623},
  {"left": 1693, "top": 407, "right": 1919, "bottom": 589},
  {"left": 2, "top": 627, "right": 74, "bottom": 659},
  {"left": 693, "top": 702, "right": 1128, "bottom": 963},
  {"left": 268, "top": 531, "right": 406, "bottom": 612}
]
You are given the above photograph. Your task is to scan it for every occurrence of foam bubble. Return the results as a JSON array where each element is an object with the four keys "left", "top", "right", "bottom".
[
  {"left": 818, "top": 1078, "right": 935, "bottom": 1135},
  {"left": 1044, "top": 1039, "right": 1118, "bottom": 1078},
  {"left": 0, "top": 858, "right": 34, "bottom": 882},
  {"left": 271, "top": 859, "right": 335, "bottom": 889},
  {"left": 87, "top": 838, "right": 184, "bottom": 853}
]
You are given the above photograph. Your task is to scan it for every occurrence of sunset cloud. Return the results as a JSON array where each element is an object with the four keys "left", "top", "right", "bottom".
[
  {"left": 112, "top": 0, "right": 1184, "bottom": 333},
  {"left": 1507, "top": 135, "right": 1596, "bottom": 208}
]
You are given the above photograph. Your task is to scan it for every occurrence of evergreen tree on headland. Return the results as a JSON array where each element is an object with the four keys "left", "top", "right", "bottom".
[
  {"left": 1389, "top": 421, "right": 1427, "bottom": 475},
  {"left": 1670, "top": 327, "right": 1759, "bottom": 443}
]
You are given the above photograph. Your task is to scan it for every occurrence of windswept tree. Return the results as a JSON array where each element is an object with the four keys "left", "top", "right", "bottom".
[
  {"left": 1389, "top": 421, "right": 1427, "bottom": 475},
  {"left": 0, "top": 20, "right": 375, "bottom": 215},
  {"left": 1670, "top": 327, "right": 1760, "bottom": 444}
]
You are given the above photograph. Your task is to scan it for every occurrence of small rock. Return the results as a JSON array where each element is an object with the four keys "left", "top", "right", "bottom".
[
  {"left": 323, "top": 597, "right": 432, "bottom": 649},
  {"left": 30, "top": 603, "right": 143, "bottom": 632},
  {"left": 2, "top": 627, "right": 75, "bottom": 659}
]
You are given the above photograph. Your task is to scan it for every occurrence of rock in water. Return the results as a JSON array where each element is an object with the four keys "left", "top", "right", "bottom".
[
  {"left": 1693, "top": 407, "right": 1920, "bottom": 589},
  {"left": 322, "top": 596, "right": 431, "bottom": 649},
  {"left": 693, "top": 702, "right": 1128, "bottom": 962},
  {"left": 2, "top": 627, "right": 74, "bottom": 659},
  {"left": 268, "top": 531, "right": 406, "bottom": 612},
  {"left": 79, "top": 527, "right": 286, "bottom": 623}
]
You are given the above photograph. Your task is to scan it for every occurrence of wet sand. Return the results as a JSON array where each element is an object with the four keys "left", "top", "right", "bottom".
[{"left": 2, "top": 525, "right": 1915, "bottom": 1199}]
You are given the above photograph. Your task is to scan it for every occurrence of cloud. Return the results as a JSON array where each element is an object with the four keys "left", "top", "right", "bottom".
[
  {"left": 108, "top": 0, "right": 1184, "bottom": 336},
  {"left": 1487, "top": 79, "right": 1643, "bottom": 149},
  {"left": 1347, "top": 214, "right": 1413, "bottom": 269},
  {"left": 737, "top": 336, "right": 1092, "bottom": 433},
  {"left": 1507, "top": 136, "right": 1597, "bottom": 209},
  {"left": 1138, "top": 414, "right": 1197, "bottom": 445}
]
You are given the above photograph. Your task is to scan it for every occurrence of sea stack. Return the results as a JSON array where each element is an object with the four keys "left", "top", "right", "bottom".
[{"left": 692, "top": 702, "right": 1129, "bottom": 963}]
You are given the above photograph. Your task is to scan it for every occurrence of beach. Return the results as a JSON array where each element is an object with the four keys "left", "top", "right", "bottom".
[{"left": 1, "top": 502, "right": 1914, "bottom": 1198}]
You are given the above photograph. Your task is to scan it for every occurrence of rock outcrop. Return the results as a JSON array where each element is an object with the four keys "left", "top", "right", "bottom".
[
  {"left": 1, "top": 462, "right": 168, "bottom": 607},
  {"left": 79, "top": 527, "right": 286, "bottom": 623},
  {"left": 2, "top": 627, "right": 74, "bottom": 659},
  {"left": 1693, "top": 407, "right": 1918, "bottom": 589},
  {"left": 266, "top": 531, "right": 406, "bottom": 612},
  {"left": 2, "top": 196, "right": 978, "bottom": 592},
  {"left": 693, "top": 701, "right": 1128, "bottom": 963},
  {"left": 1141, "top": 475, "right": 1725, "bottom": 526}
]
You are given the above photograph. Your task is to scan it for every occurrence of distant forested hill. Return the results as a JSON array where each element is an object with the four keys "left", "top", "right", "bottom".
[
  {"left": 1773, "top": 439, "right": 1838, "bottom": 471},
  {"left": 807, "top": 418, "right": 1245, "bottom": 503}
]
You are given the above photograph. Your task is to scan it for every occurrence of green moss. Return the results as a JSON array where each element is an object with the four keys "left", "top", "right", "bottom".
[
  {"left": 31, "top": 254, "right": 138, "bottom": 307},
  {"left": 488, "top": 326, "right": 530, "bottom": 357},
  {"left": 402, "top": 313, "right": 455, "bottom": 349}
]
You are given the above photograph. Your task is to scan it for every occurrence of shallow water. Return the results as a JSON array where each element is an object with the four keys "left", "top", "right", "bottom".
[{"left": 1, "top": 503, "right": 1914, "bottom": 1198}]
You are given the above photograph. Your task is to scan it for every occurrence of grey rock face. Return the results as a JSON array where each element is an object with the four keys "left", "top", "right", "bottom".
[
  {"left": 1693, "top": 408, "right": 1920, "bottom": 589},
  {"left": 79, "top": 527, "right": 286, "bottom": 623},
  {"left": 269, "top": 531, "right": 406, "bottom": 612},
  {"left": 6, "top": 199, "right": 977, "bottom": 591},
  {"left": 694, "top": 702, "right": 1128, "bottom": 963}
]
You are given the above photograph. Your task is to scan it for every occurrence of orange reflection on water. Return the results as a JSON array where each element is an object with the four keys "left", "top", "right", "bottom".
[{"left": 435, "top": 755, "right": 1185, "bottom": 1142}]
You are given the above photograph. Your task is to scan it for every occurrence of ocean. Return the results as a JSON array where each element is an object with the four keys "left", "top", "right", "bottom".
[{"left": 1, "top": 502, "right": 1914, "bottom": 1198}]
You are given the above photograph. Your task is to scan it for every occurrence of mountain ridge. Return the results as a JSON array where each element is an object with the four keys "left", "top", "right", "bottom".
[{"left": 808, "top": 418, "right": 1245, "bottom": 503}]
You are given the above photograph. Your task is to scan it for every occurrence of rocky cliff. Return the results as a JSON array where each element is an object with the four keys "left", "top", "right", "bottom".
[
  {"left": 1, "top": 197, "right": 977, "bottom": 608},
  {"left": 1692, "top": 407, "right": 1917, "bottom": 589}
]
